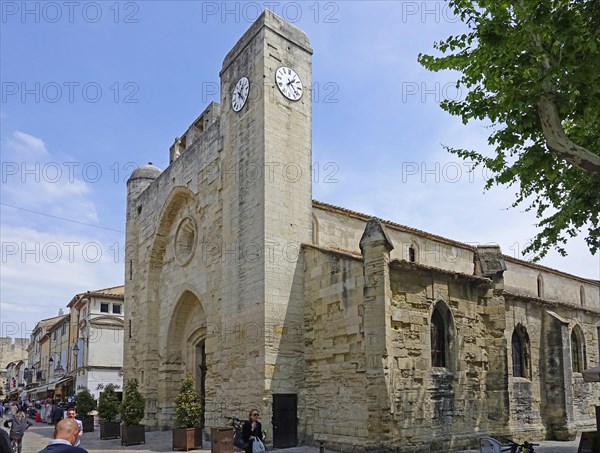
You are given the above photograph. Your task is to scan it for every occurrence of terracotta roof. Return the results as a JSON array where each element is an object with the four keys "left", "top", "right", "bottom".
[
  {"left": 503, "top": 291, "right": 600, "bottom": 316},
  {"left": 32, "top": 315, "right": 68, "bottom": 334},
  {"left": 313, "top": 200, "right": 599, "bottom": 285},
  {"left": 68, "top": 285, "right": 124, "bottom": 308},
  {"left": 390, "top": 259, "right": 492, "bottom": 286},
  {"left": 90, "top": 285, "right": 124, "bottom": 296}
]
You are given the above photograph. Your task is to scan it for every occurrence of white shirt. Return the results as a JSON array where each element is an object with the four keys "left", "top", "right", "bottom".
[{"left": 63, "top": 416, "right": 83, "bottom": 447}]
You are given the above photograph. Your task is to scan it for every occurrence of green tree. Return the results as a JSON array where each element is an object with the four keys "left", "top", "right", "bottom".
[
  {"left": 174, "top": 374, "right": 203, "bottom": 428},
  {"left": 418, "top": 0, "right": 600, "bottom": 259},
  {"left": 97, "top": 384, "right": 120, "bottom": 422},
  {"left": 120, "top": 378, "right": 146, "bottom": 426},
  {"left": 76, "top": 388, "right": 96, "bottom": 416}
]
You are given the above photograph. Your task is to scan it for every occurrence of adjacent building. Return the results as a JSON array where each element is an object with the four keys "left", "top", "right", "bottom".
[
  {"left": 68, "top": 285, "right": 125, "bottom": 400},
  {"left": 17, "top": 285, "right": 124, "bottom": 402},
  {"left": 25, "top": 314, "right": 66, "bottom": 400},
  {"left": 1, "top": 337, "right": 29, "bottom": 399}
]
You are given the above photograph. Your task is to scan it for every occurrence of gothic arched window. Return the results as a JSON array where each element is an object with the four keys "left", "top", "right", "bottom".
[
  {"left": 512, "top": 331, "right": 523, "bottom": 377},
  {"left": 511, "top": 325, "right": 530, "bottom": 379},
  {"left": 571, "top": 326, "right": 586, "bottom": 373},
  {"left": 537, "top": 274, "right": 544, "bottom": 298},
  {"left": 430, "top": 308, "right": 446, "bottom": 368},
  {"left": 408, "top": 245, "right": 416, "bottom": 263}
]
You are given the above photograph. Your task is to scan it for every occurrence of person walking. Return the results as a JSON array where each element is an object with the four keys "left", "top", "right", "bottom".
[
  {"left": 241, "top": 409, "right": 265, "bottom": 453},
  {"left": 45, "top": 400, "right": 53, "bottom": 425},
  {"left": 64, "top": 407, "right": 83, "bottom": 447},
  {"left": 5, "top": 409, "right": 32, "bottom": 453},
  {"left": 52, "top": 402, "right": 64, "bottom": 426},
  {"left": 37, "top": 418, "right": 88, "bottom": 453}
]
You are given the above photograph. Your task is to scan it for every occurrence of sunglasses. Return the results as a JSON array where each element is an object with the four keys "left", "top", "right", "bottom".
[{"left": 252, "top": 413, "right": 259, "bottom": 416}]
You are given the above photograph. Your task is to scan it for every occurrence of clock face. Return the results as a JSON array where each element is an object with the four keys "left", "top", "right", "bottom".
[
  {"left": 231, "top": 76, "right": 250, "bottom": 112},
  {"left": 275, "top": 66, "right": 303, "bottom": 101}
]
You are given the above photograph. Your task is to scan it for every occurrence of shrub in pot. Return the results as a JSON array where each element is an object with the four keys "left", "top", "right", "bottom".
[
  {"left": 98, "top": 383, "right": 121, "bottom": 439},
  {"left": 76, "top": 388, "right": 96, "bottom": 433},
  {"left": 172, "top": 374, "right": 203, "bottom": 451},
  {"left": 120, "top": 378, "right": 146, "bottom": 446}
]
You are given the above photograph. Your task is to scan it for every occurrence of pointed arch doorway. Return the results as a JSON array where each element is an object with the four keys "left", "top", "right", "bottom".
[{"left": 162, "top": 289, "right": 207, "bottom": 427}]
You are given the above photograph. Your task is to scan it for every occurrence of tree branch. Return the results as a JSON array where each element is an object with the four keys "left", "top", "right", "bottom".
[
  {"left": 537, "top": 93, "right": 600, "bottom": 175},
  {"left": 527, "top": 24, "right": 600, "bottom": 175}
]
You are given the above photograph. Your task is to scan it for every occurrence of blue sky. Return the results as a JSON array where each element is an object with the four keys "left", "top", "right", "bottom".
[{"left": 1, "top": 1, "right": 598, "bottom": 338}]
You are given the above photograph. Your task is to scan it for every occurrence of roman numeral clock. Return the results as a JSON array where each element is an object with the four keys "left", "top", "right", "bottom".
[
  {"left": 231, "top": 76, "right": 250, "bottom": 112},
  {"left": 275, "top": 66, "right": 303, "bottom": 101},
  {"left": 231, "top": 67, "right": 303, "bottom": 112}
]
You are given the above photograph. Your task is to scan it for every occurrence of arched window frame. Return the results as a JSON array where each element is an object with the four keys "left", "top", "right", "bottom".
[
  {"left": 571, "top": 325, "right": 586, "bottom": 373},
  {"left": 429, "top": 301, "right": 456, "bottom": 370},
  {"left": 408, "top": 241, "right": 419, "bottom": 263},
  {"left": 511, "top": 324, "right": 531, "bottom": 379},
  {"left": 311, "top": 215, "right": 319, "bottom": 245}
]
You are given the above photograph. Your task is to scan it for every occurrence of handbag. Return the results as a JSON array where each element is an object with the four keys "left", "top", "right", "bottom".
[
  {"left": 252, "top": 438, "right": 266, "bottom": 453},
  {"left": 233, "top": 430, "right": 249, "bottom": 450}
]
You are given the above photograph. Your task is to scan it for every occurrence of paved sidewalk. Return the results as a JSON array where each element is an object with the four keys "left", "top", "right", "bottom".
[{"left": 5, "top": 421, "right": 582, "bottom": 453}]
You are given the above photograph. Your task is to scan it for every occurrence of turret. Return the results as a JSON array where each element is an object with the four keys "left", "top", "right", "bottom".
[{"left": 126, "top": 162, "right": 161, "bottom": 201}]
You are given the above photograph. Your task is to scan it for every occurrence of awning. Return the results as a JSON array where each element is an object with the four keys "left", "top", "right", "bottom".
[
  {"left": 25, "top": 385, "right": 48, "bottom": 395},
  {"left": 54, "top": 376, "right": 73, "bottom": 387},
  {"left": 582, "top": 365, "right": 600, "bottom": 383}
]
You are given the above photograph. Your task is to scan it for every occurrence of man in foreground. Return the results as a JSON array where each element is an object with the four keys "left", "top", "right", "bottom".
[{"left": 37, "top": 418, "right": 88, "bottom": 453}]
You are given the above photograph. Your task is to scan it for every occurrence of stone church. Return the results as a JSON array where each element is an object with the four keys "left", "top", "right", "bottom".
[{"left": 123, "top": 10, "right": 600, "bottom": 452}]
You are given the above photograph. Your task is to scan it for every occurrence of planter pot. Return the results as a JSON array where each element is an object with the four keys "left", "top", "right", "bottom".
[
  {"left": 81, "top": 415, "right": 94, "bottom": 433},
  {"left": 121, "top": 424, "right": 145, "bottom": 446},
  {"left": 172, "top": 427, "right": 203, "bottom": 451},
  {"left": 100, "top": 420, "right": 121, "bottom": 439}
]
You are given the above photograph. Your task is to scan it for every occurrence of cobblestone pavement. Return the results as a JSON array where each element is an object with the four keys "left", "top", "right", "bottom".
[{"left": 3, "top": 421, "right": 582, "bottom": 453}]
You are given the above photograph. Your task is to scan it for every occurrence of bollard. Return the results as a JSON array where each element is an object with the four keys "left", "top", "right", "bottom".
[{"left": 319, "top": 440, "right": 325, "bottom": 453}]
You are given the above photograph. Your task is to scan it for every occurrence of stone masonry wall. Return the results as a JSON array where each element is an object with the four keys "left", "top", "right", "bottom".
[
  {"left": 0, "top": 338, "right": 30, "bottom": 393},
  {"left": 505, "top": 296, "right": 600, "bottom": 440},
  {"left": 303, "top": 245, "right": 367, "bottom": 451},
  {"left": 387, "top": 262, "right": 502, "bottom": 452}
]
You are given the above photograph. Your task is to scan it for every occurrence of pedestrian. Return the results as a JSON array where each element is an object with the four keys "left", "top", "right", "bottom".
[
  {"left": 64, "top": 407, "right": 83, "bottom": 447},
  {"left": 5, "top": 408, "right": 33, "bottom": 453},
  {"left": 52, "top": 402, "right": 64, "bottom": 426},
  {"left": 0, "top": 427, "right": 11, "bottom": 453},
  {"left": 0, "top": 402, "right": 4, "bottom": 419},
  {"left": 241, "top": 409, "right": 265, "bottom": 453},
  {"left": 37, "top": 418, "right": 88, "bottom": 453},
  {"left": 46, "top": 401, "right": 53, "bottom": 425}
]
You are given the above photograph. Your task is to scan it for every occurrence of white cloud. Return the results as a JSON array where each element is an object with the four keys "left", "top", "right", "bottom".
[
  {"left": 0, "top": 132, "right": 115, "bottom": 336},
  {"left": 7, "top": 131, "right": 49, "bottom": 157},
  {"left": 1, "top": 131, "right": 99, "bottom": 223},
  {"left": 0, "top": 224, "right": 123, "bottom": 337}
]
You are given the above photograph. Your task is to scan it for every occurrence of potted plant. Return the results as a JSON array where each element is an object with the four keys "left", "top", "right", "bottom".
[
  {"left": 172, "top": 374, "right": 203, "bottom": 451},
  {"left": 76, "top": 388, "right": 96, "bottom": 433},
  {"left": 120, "top": 378, "right": 146, "bottom": 446},
  {"left": 98, "top": 383, "right": 121, "bottom": 439}
]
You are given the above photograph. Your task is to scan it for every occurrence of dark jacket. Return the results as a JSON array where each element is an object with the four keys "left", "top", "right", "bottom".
[
  {"left": 8, "top": 414, "right": 32, "bottom": 436},
  {"left": 52, "top": 406, "right": 64, "bottom": 425},
  {"left": 242, "top": 420, "right": 263, "bottom": 453},
  {"left": 0, "top": 428, "right": 11, "bottom": 453},
  {"left": 38, "top": 442, "right": 88, "bottom": 453}
]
